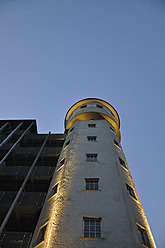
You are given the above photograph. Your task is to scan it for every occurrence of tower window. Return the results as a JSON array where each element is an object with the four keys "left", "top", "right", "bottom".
[
  {"left": 126, "top": 183, "right": 136, "bottom": 200},
  {"left": 137, "top": 224, "right": 151, "bottom": 247},
  {"left": 114, "top": 139, "right": 120, "bottom": 148},
  {"left": 65, "top": 140, "right": 70, "bottom": 147},
  {"left": 110, "top": 126, "right": 115, "bottom": 133},
  {"left": 96, "top": 104, "right": 103, "bottom": 109},
  {"left": 119, "top": 158, "right": 127, "bottom": 169},
  {"left": 83, "top": 217, "right": 101, "bottom": 238},
  {"left": 49, "top": 184, "right": 59, "bottom": 200},
  {"left": 81, "top": 105, "right": 87, "bottom": 109},
  {"left": 85, "top": 178, "right": 99, "bottom": 190},
  {"left": 88, "top": 124, "right": 96, "bottom": 128},
  {"left": 57, "top": 158, "right": 65, "bottom": 169},
  {"left": 60, "top": 158, "right": 65, "bottom": 166},
  {"left": 36, "top": 224, "right": 47, "bottom": 244},
  {"left": 52, "top": 184, "right": 58, "bottom": 195},
  {"left": 87, "top": 136, "right": 97, "bottom": 141},
  {"left": 86, "top": 154, "right": 98, "bottom": 162}
]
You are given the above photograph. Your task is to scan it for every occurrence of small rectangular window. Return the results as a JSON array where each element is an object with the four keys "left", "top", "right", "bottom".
[
  {"left": 60, "top": 158, "right": 65, "bottom": 166},
  {"left": 52, "top": 184, "right": 58, "bottom": 195},
  {"left": 86, "top": 154, "right": 98, "bottom": 162},
  {"left": 87, "top": 136, "right": 97, "bottom": 141},
  {"left": 81, "top": 105, "right": 87, "bottom": 109},
  {"left": 88, "top": 124, "right": 96, "bottom": 128},
  {"left": 119, "top": 158, "right": 127, "bottom": 169},
  {"left": 57, "top": 158, "right": 65, "bottom": 170},
  {"left": 65, "top": 140, "right": 70, "bottom": 147},
  {"left": 96, "top": 104, "right": 103, "bottom": 109},
  {"left": 36, "top": 224, "right": 47, "bottom": 244},
  {"left": 114, "top": 139, "right": 120, "bottom": 148},
  {"left": 83, "top": 217, "right": 101, "bottom": 238},
  {"left": 137, "top": 224, "right": 151, "bottom": 247},
  {"left": 49, "top": 184, "right": 59, "bottom": 200},
  {"left": 110, "top": 126, "right": 115, "bottom": 133},
  {"left": 49, "top": 184, "right": 58, "bottom": 200},
  {"left": 85, "top": 178, "right": 99, "bottom": 190},
  {"left": 126, "top": 183, "right": 136, "bottom": 200}
]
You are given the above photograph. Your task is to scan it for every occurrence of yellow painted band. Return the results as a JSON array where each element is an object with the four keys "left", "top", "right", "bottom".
[
  {"left": 65, "top": 98, "right": 120, "bottom": 128},
  {"left": 66, "top": 112, "right": 121, "bottom": 141}
]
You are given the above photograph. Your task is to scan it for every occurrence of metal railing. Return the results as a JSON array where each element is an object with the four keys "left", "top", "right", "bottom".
[{"left": 0, "top": 131, "right": 50, "bottom": 235}]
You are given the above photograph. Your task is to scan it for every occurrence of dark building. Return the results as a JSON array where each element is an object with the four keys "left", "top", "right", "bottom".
[{"left": 0, "top": 120, "right": 65, "bottom": 247}]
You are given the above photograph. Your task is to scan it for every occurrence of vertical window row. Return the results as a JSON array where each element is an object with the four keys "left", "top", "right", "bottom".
[
  {"left": 83, "top": 122, "right": 102, "bottom": 238},
  {"left": 112, "top": 127, "right": 150, "bottom": 246}
]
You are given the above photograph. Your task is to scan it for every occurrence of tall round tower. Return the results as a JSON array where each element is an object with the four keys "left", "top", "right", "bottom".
[{"left": 30, "top": 98, "right": 156, "bottom": 248}]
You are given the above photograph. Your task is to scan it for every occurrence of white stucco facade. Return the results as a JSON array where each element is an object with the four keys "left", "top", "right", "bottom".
[{"left": 30, "top": 98, "right": 156, "bottom": 248}]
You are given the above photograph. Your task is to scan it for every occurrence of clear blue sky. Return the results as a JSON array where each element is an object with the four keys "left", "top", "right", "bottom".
[{"left": 0, "top": 0, "right": 165, "bottom": 247}]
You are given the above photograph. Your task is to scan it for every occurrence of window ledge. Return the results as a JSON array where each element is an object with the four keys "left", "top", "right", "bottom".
[
  {"left": 80, "top": 237, "right": 104, "bottom": 240},
  {"left": 64, "top": 145, "right": 70, "bottom": 150},
  {"left": 142, "top": 244, "right": 150, "bottom": 248},
  {"left": 83, "top": 189, "right": 101, "bottom": 191},
  {"left": 128, "top": 194, "right": 138, "bottom": 203},
  {"left": 86, "top": 141, "right": 97, "bottom": 142},
  {"left": 114, "top": 144, "right": 121, "bottom": 150},
  {"left": 120, "top": 164, "right": 128, "bottom": 171},
  {"left": 48, "top": 194, "right": 57, "bottom": 201},
  {"left": 85, "top": 161, "right": 99, "bottom": 163},
  {"left": 56, "top": 164, "right": 65, "bottom": 171},
  {"left": 34, "top": 240, "right": 44, "bottom": 248},
  {"left": 110, "top": 130, "right": 116, "bottom": 135}
]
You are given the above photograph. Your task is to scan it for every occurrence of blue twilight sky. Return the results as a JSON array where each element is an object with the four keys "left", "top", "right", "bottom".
[{"left": 0, "top": 0, "right": 165, "bottom": 247}]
